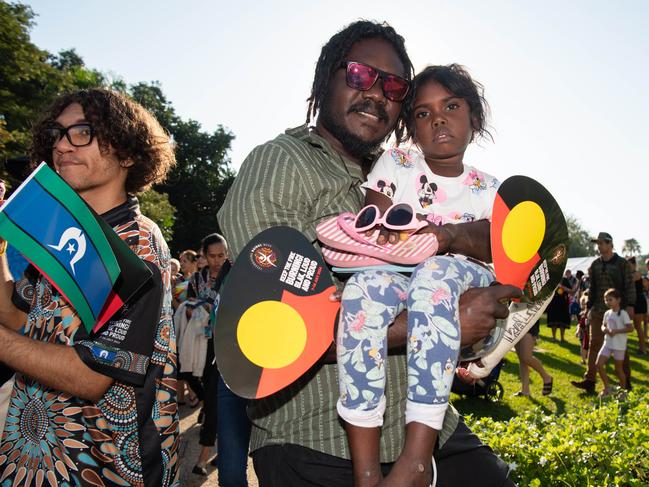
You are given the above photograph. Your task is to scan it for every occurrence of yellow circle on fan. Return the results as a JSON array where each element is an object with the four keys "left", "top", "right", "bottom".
[
  {"left": 237, "top": 301, "right": 307, "bottom": 369},
  {"left": 502, "top": 201, "right": 545, "bottom": 263}
]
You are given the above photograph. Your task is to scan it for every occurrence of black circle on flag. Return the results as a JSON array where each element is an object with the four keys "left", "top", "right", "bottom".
[{"left": 214, "top": 226, "right": 339, "bottom": 399}]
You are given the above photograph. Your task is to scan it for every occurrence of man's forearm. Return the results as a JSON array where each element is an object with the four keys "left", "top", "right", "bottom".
[
  {"left": 0, "top": 325, "right": 113, "bottom": 402},
  {"left": 0, "top": 253, "right": 25, "bottom": 331}
]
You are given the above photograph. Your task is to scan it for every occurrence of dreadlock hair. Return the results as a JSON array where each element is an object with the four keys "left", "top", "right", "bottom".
[
  {"left": 306, "top": 20, "right": 414, "bottom": 143},
  {"left": 403, "top": 64, "right": 493, "bottom": 144}
]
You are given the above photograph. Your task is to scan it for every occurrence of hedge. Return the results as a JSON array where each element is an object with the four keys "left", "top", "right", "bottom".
[{"left": 466, "top": 390, "right": 649, "bottom": 486}]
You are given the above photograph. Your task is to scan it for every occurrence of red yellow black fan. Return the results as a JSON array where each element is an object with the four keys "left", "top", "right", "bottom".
[
  {"left": 214, "top": 226, "right": 339, "bottom": 399},
  {"left": 491, "top": 175, "right": 568, "bottom": 302}
]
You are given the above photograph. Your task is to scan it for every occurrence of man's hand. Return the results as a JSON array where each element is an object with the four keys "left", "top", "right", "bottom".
[
  {"left": 329, "top": 290, "right": 342, "bottom": 302},
  {"left": 458, "top": 284, "right": 522, "bottom": 347},
  {"left": 455, "top": 365, "right": 479, "bottom": 385},
  {"left": 626, "top": 306, "right": 635, "bottom": 320}
]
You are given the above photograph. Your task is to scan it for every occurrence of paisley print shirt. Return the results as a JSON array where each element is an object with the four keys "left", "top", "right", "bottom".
[{"left": 0, "top": 197, "right": 179, "bottom": 486}]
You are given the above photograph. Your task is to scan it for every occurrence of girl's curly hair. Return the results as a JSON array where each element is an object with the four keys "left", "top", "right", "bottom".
[{"left": 30, "top": 88, "right": 175, "bottom": 194}]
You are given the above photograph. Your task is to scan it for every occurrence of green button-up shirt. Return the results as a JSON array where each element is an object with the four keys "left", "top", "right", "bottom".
[{"left": 218, "top": 124, "right": 459, "bottom": 462}]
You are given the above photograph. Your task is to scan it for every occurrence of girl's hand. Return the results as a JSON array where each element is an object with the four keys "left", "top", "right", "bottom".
[{"left": 375, "top": 225, "right": 402, "bottom": 245}]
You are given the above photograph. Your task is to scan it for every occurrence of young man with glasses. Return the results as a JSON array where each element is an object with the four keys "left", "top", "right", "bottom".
[
  {"left": 219, "top": 20, "right": 518, "bottom": 487},
  {"left": 571, "top": 231, "right": 636, "bottom": 394},
  {"left": 0, "top": 89, "right": 179, "bottom": 485}
]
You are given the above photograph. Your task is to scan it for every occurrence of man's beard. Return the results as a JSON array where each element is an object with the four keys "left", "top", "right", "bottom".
[{"left": 318, "top": 98, "right": 391, "bottom": 160}]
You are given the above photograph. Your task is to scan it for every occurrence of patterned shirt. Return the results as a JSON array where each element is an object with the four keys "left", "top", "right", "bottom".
[
  {"left": 1, "top": 197, "right": 179, "bottom": 486},
  {"left": 217, "top": 124, "right": 459, "bottom": 463}
]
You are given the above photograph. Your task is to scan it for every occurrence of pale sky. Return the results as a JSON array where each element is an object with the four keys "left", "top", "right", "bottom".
[{"left": 25, "top": 0, "right": 649, "bottom": 254}]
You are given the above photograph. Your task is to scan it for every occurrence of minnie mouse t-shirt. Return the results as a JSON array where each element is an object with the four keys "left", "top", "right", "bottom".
[{"left": 363, "top": 147, "right": 499, "bottom": 225}]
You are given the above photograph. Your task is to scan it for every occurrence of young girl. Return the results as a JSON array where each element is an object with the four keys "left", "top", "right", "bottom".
[
  {"left": 336, "top": 65, "right": 499, "bottom": 487},
  {"left": 576, "top": 291, "right": 590, "bottom": 364},
  {"left": 596, "top": 288, "right": 634, "bottom": 397}
]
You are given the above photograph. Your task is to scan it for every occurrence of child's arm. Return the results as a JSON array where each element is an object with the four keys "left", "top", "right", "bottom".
[
  {"left": 419, "top": 220, "right": 492, "bottom": 262},
  {"left": 609, "top": 322, "right": 633, "bottom": 336},
  {"left": 364, "top": 188, "right": 392, "bottom": 211},
  {"left": 612, "top": 322, "right": 634, "bottom": 335},
  {"left": 612, "top": 310, "right": 634, "bottom": 335}
]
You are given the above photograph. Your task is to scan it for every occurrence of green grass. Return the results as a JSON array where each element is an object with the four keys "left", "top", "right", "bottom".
[{"left": 451, "top": 317, "right": 649, "bottom": 421}]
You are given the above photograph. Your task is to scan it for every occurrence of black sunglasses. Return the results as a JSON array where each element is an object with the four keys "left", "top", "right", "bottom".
[
  {"left": 340, "top": 61, "right": 410, "bottom": 102},
  {"left": 44, "top": 123, "right": 95, "bottom": 148}
]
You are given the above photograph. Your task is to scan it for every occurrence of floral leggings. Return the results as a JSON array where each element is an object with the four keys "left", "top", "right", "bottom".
[{"left": 337, "top": 255, "right": 494, "bottom": 429}]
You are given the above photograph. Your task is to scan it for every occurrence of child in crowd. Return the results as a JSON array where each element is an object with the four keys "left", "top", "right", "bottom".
[
  {"left": 337, "top": 64, "right": 499, "bottom": 487},
  {"left": 576, "top": 291, "right": 590, "bottom": 364},
  {"left": 596, "top": 288, "right": 633, "bottom": 397}
]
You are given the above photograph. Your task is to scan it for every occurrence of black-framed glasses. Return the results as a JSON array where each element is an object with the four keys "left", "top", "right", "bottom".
[
  {"left": 44, "top": 123, "right": 95, "bottom": 148},
  {"left": 340, "top": 61, "right": 410, "bottom": 102}
]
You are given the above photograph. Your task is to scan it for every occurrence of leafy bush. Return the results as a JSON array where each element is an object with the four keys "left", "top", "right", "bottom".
[{"left": 466, "top": 391, "right": 649, "bottom": 486}]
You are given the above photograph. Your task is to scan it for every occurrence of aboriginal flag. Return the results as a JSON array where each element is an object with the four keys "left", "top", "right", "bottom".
[{"left": 0, "top": 163, "right": 151, "bottom": 334}]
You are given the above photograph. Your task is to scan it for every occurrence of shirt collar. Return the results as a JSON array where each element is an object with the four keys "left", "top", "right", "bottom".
[{"left": 101, "top": 196, "right": 141, "bottom": 227}]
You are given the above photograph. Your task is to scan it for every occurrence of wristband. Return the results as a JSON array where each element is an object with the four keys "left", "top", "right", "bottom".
[{"left": 0, "top": 240, "right": 7, "bottom": 256}]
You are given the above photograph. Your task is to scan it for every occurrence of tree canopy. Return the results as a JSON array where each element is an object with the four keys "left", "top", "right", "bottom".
[
  {"left": 622, "top": 238, "right": 642, "bottom": 257},
  {"left": 0, "top": 1, "right": 235, "bottom": 253},
  {"left": 566, "top": 215, "right": 596, "bottom": 257}
]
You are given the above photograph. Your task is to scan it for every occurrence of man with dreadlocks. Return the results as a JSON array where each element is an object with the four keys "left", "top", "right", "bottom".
[{"left": 219, "top": 20, "right": 517, "bottom": 487}]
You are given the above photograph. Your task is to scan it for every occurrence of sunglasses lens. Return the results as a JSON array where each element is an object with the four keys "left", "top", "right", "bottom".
[
  {"left": 356, "top": 206, "right": 377, "bottom": 229},
  {"left": 346, "top": 62, "right": 378, "bottom": 91},
  {"left": 385, "top": 204, "right": 413, "bottom": 227},
  {"left": 383, "top": 76, "right": 409, "bottom": 102}
]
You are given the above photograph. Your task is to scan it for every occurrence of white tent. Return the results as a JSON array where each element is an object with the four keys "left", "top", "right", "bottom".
[{"left": 566, "top": 256, "right": 597, "bottom": 274}]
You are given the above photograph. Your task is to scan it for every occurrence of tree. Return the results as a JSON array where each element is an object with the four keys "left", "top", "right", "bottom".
[
  {"left": 159, "top": 118, "right": 235, "bottom": 253},
  {"left": 622, "top": 238, "right": 641, "bottom": 257},
  {"left": 566, "top": 215, "right": 595, "bottom": 257},
  {"left": 130, "top": 82, "right": 235, "bottom": 254},
  {"left": 0, "top": 1, "right": 104, "bottom": 183},
  {"left": 0, "top": 2, "right": 235, "bottom": 252},
  {"left": 139, "top": 189, "right": 176, "bottom": 242}
]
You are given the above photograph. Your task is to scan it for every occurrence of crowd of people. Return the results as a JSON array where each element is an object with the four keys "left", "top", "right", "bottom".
[
  {"left": 511, "top": 239, "right": 648, "bottom": 399},
  {"left": 0, "top": 18, "right": 646, "bottom": 487}
]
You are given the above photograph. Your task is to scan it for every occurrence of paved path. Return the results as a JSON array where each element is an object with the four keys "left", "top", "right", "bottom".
[{"left": 177, "top": 403, "right": 259, "bottom": 486}]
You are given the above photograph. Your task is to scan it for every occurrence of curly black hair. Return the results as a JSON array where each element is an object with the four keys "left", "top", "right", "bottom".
[
  {"left": 306, "top": 20, "right": 414, "bottom": 143},
  {"left": 404, "top": 64, "right": 492, "bottom": 144},
  {"left": 30, "top": 88, "right": 175, "bottom": 194}
]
